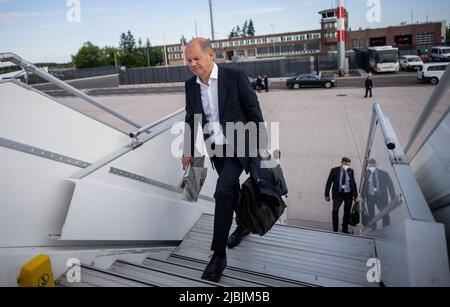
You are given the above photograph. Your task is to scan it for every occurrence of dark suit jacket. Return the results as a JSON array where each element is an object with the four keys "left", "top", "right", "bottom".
[
  {"left": 183, "top": 65, "right": 267, "bottom": 173},
  {"left": 325, "top": 167, "right": 358, "bottom": 199},
  {"left": 365, "top": 78, "right": 373, "bottom": 88},
  {"left": 361, "top": 169, "right": 396, "bottom": 203}
]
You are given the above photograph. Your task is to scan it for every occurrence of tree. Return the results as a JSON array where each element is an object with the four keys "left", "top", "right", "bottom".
[
  {"left": 447, "top": 26, "right": 450, "bottom": 44},
  {"left": 99, "top": 46, "right": 120, "bottom": 67},
  {"left": 242, "top": 20, "right": 248, "bottom": 37},
  {"left": 118, "top": 30, "right": 140, "bottom": 68},
  {"left": 229, "top": 20, "right": 256, "bottom": 38},
  {"left": 71, "top": 30, "right": 163, "bottom": 69},
  {"left": 150, "top": 48, "right": 164, "bottom": 66},
  {"left": 119, "top": 30, "right": 136, "bottom": 53},
  {"left": 180, "top": 35, "right": 187, "bottom": 46},
  {"left": 229, "top": 27, "right": 237, "bottom": 38},
  {"left": 247, "top": 19, "right": 256, "bottom": 36},
  {"left": 71, "top": 41, "right": 102, "bottom": 68}
]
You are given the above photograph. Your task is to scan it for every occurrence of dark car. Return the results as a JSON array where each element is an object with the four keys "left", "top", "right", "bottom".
[{"left": 286, "top": 74, "right": 337, "bottom": 89}]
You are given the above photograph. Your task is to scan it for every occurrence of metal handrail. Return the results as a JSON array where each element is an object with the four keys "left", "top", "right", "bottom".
[
  {"left": 0, "top": 52, "right": 142, "bottom": 129},
  {"left": 129, "top": 108, "right": 184, "bottom": 138},
  {"left": 404, "top": 64, "right": 450, "bottom": 156},
  {"left": 70, "top": 111, "right": 185, "bottom": 180},
  {"left": 359, "top": 103, "right": 405, "bottom": 230},
  {"left": 359, "top": 102, "right": 397, "bottom": 194},
  {"left": 373, "top": 103, "right": 396, "bottom": 150},
  {"left": 359, "top": 103, "right": 434, "bottom": 231}
]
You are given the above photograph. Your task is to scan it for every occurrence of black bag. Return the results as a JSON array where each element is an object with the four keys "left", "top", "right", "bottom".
[
  {"left": 236, "top": 178, "right": 287, "bottom": 236},
  {"left": 348, "top": 201, "right": 360, "bottom": 227},
  {"left": 361, "top": 201, "right": 369, "bottom": 226}
]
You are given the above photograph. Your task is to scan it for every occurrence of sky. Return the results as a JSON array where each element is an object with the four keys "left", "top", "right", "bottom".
[{"left": 0, "top": 0, "right": 449, "bottom": 64}]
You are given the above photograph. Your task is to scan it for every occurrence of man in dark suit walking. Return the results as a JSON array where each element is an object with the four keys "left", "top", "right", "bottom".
[
  {"left": 324, "top": 157, "right": 358, "bottom": 233},
  {"left": 364, "top": 74, "right": 373, "bottom": 98},
  {"left": 263, "top": 75, "right": 269, "bottom": 92},
  {"left": 182, "top": 38, "right": 267, "bottom": 282},
  {"left": 361, "top": 159, "right": 396, "bottom": 229}
]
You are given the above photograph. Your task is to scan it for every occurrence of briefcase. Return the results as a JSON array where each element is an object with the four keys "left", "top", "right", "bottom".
[
  {"left": 348, "top": 200, "right": 361, "bottom": 227},
  {"left": 236, "top": 177, "right": 287, "bottom": 236}
]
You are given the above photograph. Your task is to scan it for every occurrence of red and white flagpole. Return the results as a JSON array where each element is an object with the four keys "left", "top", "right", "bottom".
[{"left": 337, "top": 0, "right": 346, "bottom": 76}]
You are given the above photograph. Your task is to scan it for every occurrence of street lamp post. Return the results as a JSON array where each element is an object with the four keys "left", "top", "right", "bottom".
[
  {"left": 146, "top": 44, "right": 150, "bottom": 67},
  {"left": 113, "top": 53, "right": 118, "bottom": 72},
  {"left": 270, "top": 24, "right": 276, "bottom": 55}
]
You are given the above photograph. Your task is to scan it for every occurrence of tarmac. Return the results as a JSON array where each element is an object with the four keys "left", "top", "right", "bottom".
[{"left": 57, "top": 85, "right": 449, "bottom": 231}]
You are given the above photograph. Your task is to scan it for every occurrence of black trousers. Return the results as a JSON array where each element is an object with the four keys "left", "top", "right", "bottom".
[
  {"left": 210, "top": 155, "right": 244, "bottom": 255},
  {"left": 332, "top": 193, "right": 353, "bottom": 232},
  {"left": 365, "top": 87, "right": 373, "bottom": 97},
  {"left": 366, "top": 195, "right": 390, "bottom": 229}
]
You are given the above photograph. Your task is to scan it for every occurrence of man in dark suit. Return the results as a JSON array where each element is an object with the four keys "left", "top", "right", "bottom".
[
  {"left": 182, "top": 38, "right": 267, "bottom": 282},
  {"left": 364, "top": 74, "right": 373, "bottom": 98},
  {"left": 324, "top": 157, "right": 358, "bottom": 233},
  {"left": 361, "top": 159, "right": 396, "bottom": 229}
]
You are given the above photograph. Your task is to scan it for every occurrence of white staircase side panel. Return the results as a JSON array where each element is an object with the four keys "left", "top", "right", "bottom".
[
  {"left": 0, "top": 147, "right": 79, "bottom": 247},
  {"left": 60, "top": 179, "right": 214, "bottom": 241},
  {"left": 59, "top": 124, "right": 247, "bottom": 241},
  {"left": 0, "top": 81, "right": 131, "bottom": 247},
  {"left": 374, "top": 219, "right": 450, "bottom": 286}
]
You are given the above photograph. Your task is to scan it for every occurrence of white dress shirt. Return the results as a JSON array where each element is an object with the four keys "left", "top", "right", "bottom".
[{"left": 196, "top": 63, "right": 227, "bottom": 145}]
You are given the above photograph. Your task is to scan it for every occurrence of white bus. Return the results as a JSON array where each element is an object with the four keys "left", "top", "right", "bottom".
[{"left": 368, "top": 46, "right": 400, "bottom": 73}]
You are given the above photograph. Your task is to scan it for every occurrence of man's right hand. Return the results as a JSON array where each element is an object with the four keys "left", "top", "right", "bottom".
[
  {"left": 182, "top": 157, "right": 194, "bottom": 170},
  {"left": 325, "top": 196, "right": 331, "bottom": 202}
]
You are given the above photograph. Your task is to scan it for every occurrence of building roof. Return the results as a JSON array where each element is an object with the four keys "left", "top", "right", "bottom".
[
  {"left": 319, "top": 8, "right": 337, "bottom": 15},
  {"left": 350, "top": 21, "right": 443, "bottom": 33}
]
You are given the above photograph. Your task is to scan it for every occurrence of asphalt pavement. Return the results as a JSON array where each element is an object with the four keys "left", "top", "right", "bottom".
[{"left": 36, "top": 71, "right": 435, "bottom": 97}]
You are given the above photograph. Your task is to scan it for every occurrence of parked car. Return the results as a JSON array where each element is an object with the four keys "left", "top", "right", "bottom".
[
  {"left": 417, "top": 62, "right": 449, "bottom": 84},
  {"left": 399, "top": 55, "right": 423, "bottom": 71},
  {"left": 430, "top": 46, "right": 450, "bottom": 62},
  {"left": 286, "top": 73, "right": 337, "bottom": 89}
]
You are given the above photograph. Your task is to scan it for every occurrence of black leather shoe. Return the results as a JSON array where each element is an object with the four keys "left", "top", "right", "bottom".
[
  {"left": 227, "top": 227, "right": 250, "bottom": 249},
  {"left": 342, "top": 230, "right": 351, "bottom": 234},
  {"left": 201, "top": 254, "right": 227, "bottom": 282}
]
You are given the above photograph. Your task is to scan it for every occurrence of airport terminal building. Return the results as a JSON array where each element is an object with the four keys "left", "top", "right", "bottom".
[{"left": 160, "top": 8, "right": 445, "bottom": 66}]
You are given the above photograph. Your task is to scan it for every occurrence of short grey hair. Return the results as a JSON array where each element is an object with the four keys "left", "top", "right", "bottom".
[{"left": 187, "top": 37, "right": 213, "bottom": 52}]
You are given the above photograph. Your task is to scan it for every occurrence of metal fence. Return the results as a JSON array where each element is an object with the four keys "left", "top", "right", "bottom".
[
  {"left": 119, "top": 55, "right": 340, "bottom": 85},
  {"left": 28, "top": 66, "right": 118, "bottom": 84}
]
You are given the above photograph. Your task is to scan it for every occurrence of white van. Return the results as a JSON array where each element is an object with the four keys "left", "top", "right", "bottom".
[
  {"left": 417, "top": 62, "right": 449, "bottom": 84},
  {"left": 430, "top": 47, "right": 450, "bottom": 62},
  {"left": 400, "top": 55, "right": 423, "bottom": 71}
]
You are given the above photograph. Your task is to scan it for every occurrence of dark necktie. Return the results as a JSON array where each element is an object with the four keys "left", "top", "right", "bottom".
[{"left": 341, "top": 169, "right": 347, "bottom": 190}]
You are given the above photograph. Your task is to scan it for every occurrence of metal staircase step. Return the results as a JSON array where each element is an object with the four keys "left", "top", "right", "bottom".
[
  {"left": 170, "top": 214, "right": 378, "bottom": 287},
  {"left": 57, "top": 264, "right": 155, "bottom": 287},
  {"left": 166, "top": 255, "right": 312, "bottom": 287},
  {"left": 109, "top": 260, "right": 220, "bottom": 287},
  {"left": 142, "top": 256, "right": 271, "bottom": 287}
]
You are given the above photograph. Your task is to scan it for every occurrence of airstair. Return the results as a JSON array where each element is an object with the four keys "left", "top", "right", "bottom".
[
  {"left": 57, "top": 214, "right": 376, "bottom": 287},
  {"left": 0, "top": 53, "right": 449, "bottom": 287}
]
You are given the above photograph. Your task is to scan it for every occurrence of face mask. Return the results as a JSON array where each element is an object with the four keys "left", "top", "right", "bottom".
[
  {"left": 369, "top": 167, "right": 376, "bottom": 172},
  {"left": 342, "top": 165, "right": 350, "bottom": 171}
]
